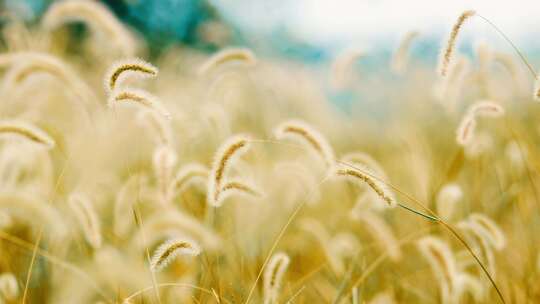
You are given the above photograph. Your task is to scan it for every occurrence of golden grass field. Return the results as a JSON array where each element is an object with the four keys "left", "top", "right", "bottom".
[{"left": 0, "top": 2, "right": 539, "bottom": 303}]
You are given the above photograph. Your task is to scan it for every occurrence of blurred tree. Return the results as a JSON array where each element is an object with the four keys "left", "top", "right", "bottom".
[{"left": 2, "top": 0, "right": 226, "bottom": 54}]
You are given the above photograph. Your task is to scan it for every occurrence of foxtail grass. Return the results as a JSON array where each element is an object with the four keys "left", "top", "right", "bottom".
[
  {"left": 439, "top": 10, "right": 476, "bottom": 76},
  {"left": 104, "top": 58, "right": 158, "bottom": 93},
  {"left": 198, "top": 48, "right": 256, "bottom": 76},
  {"left": 0, "top": 120, "right": 55, "bottom": 149},
  {"left": 263, "top": 252, "right": 290, "bottom": 304},
  {"left": 150, "top": 237, "right": 201, "bottom": 272}
]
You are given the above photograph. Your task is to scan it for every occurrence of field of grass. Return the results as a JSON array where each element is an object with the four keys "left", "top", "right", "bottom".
[{"left": 0, "top": 2, "right": 539, "bottom": 303}]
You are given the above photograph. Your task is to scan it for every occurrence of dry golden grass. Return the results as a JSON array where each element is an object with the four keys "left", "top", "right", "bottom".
[{"left": 0, "top": 4, "right": 539, "bottom": 304}]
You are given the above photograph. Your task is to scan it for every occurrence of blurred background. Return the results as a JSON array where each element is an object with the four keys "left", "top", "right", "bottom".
[
  {"left": 2, "top": 0, "right": 540, "bottom": 112},
  {"left": 4, "top": 0, "right": 540, "bottom": 61}
]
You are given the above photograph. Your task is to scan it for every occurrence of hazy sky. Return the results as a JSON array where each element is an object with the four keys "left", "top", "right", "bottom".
[{"left": 214, "top": 0, "right": 540, "bottom": 50}]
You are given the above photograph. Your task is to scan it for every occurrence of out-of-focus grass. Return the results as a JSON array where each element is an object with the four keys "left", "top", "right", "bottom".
[{"left": 0, "top": 2, "right": 539, "bottom": 304}]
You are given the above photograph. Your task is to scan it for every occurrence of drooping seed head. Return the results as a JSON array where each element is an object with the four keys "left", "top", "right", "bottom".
[
  {"left": 330, "top": 47, "right": 364, "bottom": 90},
  {"left": 0, "top": 52, "right": 96, "bottom": 105},
  {"left": 42, "top": 0, "right": 137, "bottom": 56},
  {"left": 168, "top": 163, "right": 209, "bottom": 200},
  {"left": 455, "top": 273, "right": 485, "bottom": 302},
  {"left": 467, "top": 101, "right": 505, "bottom": 118},
  {"left": 0, "top": 273, "right": 18, "bottom": 300},
  {"left": 263, "top": 251, "right": 290, "bottom": 304},
  {"left": 457, "top": 101, "right": 504, "bottom": 146},
  {"left": 417, "top": 236, "right": 458, "bottom": 303},
  {"left": 274, "top": 119, "right": 335, "bottom": 168},
  {"left": 207, "top": 134, "right": 252, "bottom": 207},
  {"left": 0, "top": 120, "right": 55, "bottom": 149},
  {"left": 214, "top": 179, "right": 262, "bottom": 206},
  {"left": 104, "top": 58, "right": 158, "bottom": 93},
  {"left": 109, "top": 88, "right": 171, "bottom": 119},
  {"left": 391, "top": 30, "right": 419, "bottom": 75},
  {"left": 456, "top": 220, "right": 497, "bottom": 276},
  {"left": 356, "top": 212, "right": 402, "bottom": 261},
  {"left": 334, "top": 165, "right": 396, "bottom": 207},
  {"left": 198, "top": 48, "right": 256, "bottom": 76},
  {"left": 456, "top": 114, "right": 476, "bottom": 146},
  {"left": 468, "top": 213, "right": 506, "bottom": 250},
  {"left": 150, "top": 237, "right": 201, "bottom": 272},
  {"left": 436, "top": 183, "right": 463, "bottom": 221},
  {"left": 68, "top": 192, "right": 102, "bottom": 249},
  {"left": 341, "top": 152, "right": 388, "bottom": 179}
]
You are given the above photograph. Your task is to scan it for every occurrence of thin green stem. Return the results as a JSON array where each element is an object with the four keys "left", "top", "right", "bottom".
[
  {"left": 398, "top": 203, "right": 439, "bottom": 222},
  {"left": 476, "top": 14, "right": 537, "bottom": 80}
]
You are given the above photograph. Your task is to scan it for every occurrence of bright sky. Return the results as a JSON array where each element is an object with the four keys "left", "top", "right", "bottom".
[{"left": 214, "top": 0, "right": 540, "bottom": 50}]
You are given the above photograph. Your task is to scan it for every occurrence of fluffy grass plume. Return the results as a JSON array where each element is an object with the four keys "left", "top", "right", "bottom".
[
  {"left": 150, "top": 237, "right": 201, "bottom": 272},
  {"left": 263, "top": 251, "right": 290, "bottom": 304},
  {"left": 456, "top": 220, "right": 498, "bottom": 277},
  {"left": 3, "top": 55, "right": 77, "bottom": 89},
  {"left": 334, "top": 165, "right": 396, "bottom": 207},
  {"left": 391, "top": 31, "right": 419, "bottom": 75},
  {"left": 152, "top": 145, "right": 178, "bottom": 202},
  {"left": 198, "top": 47, "right": 256, "bottom": 75},
  {"left": 468, "top": 213, "right": 506, "bottom": 250},
  {"left": 0, "top": 120, "right": 55, "bottom": 149},
  {"left": 439, "top": 10, "right": 476, "bottom": 76},
  {"left": 436, "top": 183, "right": 463, "bottom": 221},
  {"left": 0, "top": 192, "right": 67, "bottom": 239},
  {"left": 168, "top": 163, "right": 209, "bottom": 200},
  {"left": 330, "top": 47, "right": 364, "bottom": 90},
  {"left": 468, "top": 101, "right": 505, "bottom": 117},
  {"left": 0, "top": 272, "right": 19, "bottom": 301},
  {"left": 456, "top": 114, "right": 476, "bottom": 146},
  {"left": 355, "top": 212, "right": 402, "bottom": 261},
  {"left": 0, "top": 52, "right": 95, "bottom": 103},
  {"left": 104, "top": 58, "right": 158, "bottom": 93},
  {"left": 274, "top": 119, "right": 335, "bottom": 168},
  {"left": 455, "top": 273, "right": 485, "bottom": 302},
  {"left": 42, "top": 0, "right": 137, "bottom": 56},
  {"left": 207, "top": 134, "right": 251, "bottom": 207},
  {"left": 215, "top": 179, "right": 262, "bottom": 205},
  {"left": 417, "top": 236, "right": 458, "bottom": 303},
  {"left": 108, "top": 88, "right": 171, "bottom": 119},
  {"left": 456, "top": 101, "right": 504, "bottom": 146},
  {"left": 341, "top": 152, "right": 388, "bottom": 179},
  {"left": 68, "top": 192, "right": 102, "bottom": 249}
]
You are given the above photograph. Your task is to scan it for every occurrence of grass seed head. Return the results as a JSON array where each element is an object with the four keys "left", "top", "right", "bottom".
[
  {"left": 198, "top": 47, "right": 256, "bottom": 76},
  {"left": 104, "top": 58, "right": 158, "bottom": 93},
  {"left": 0, "top": 120, "right": 55, "bottom": 149},
  {"left": 439, "top": 10, "right": 476, "bottom": 76},
  {"left": 150, "top": 237, "right": 201, "bottom": 272},
  {"left": 275, "top": 119, "right": 335, "bottom": 169},
  {"left": 68, "top": 192, "right": 102, "bottom": 249},
  {"left": 263, "top": 251, "right": 290, "bottom": 304},
  {"left": 109, "top": 88, "right": 171, "bottom": 119},
  {"left": 207, "top": 134, "right": 252, "bottom": 207}
]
